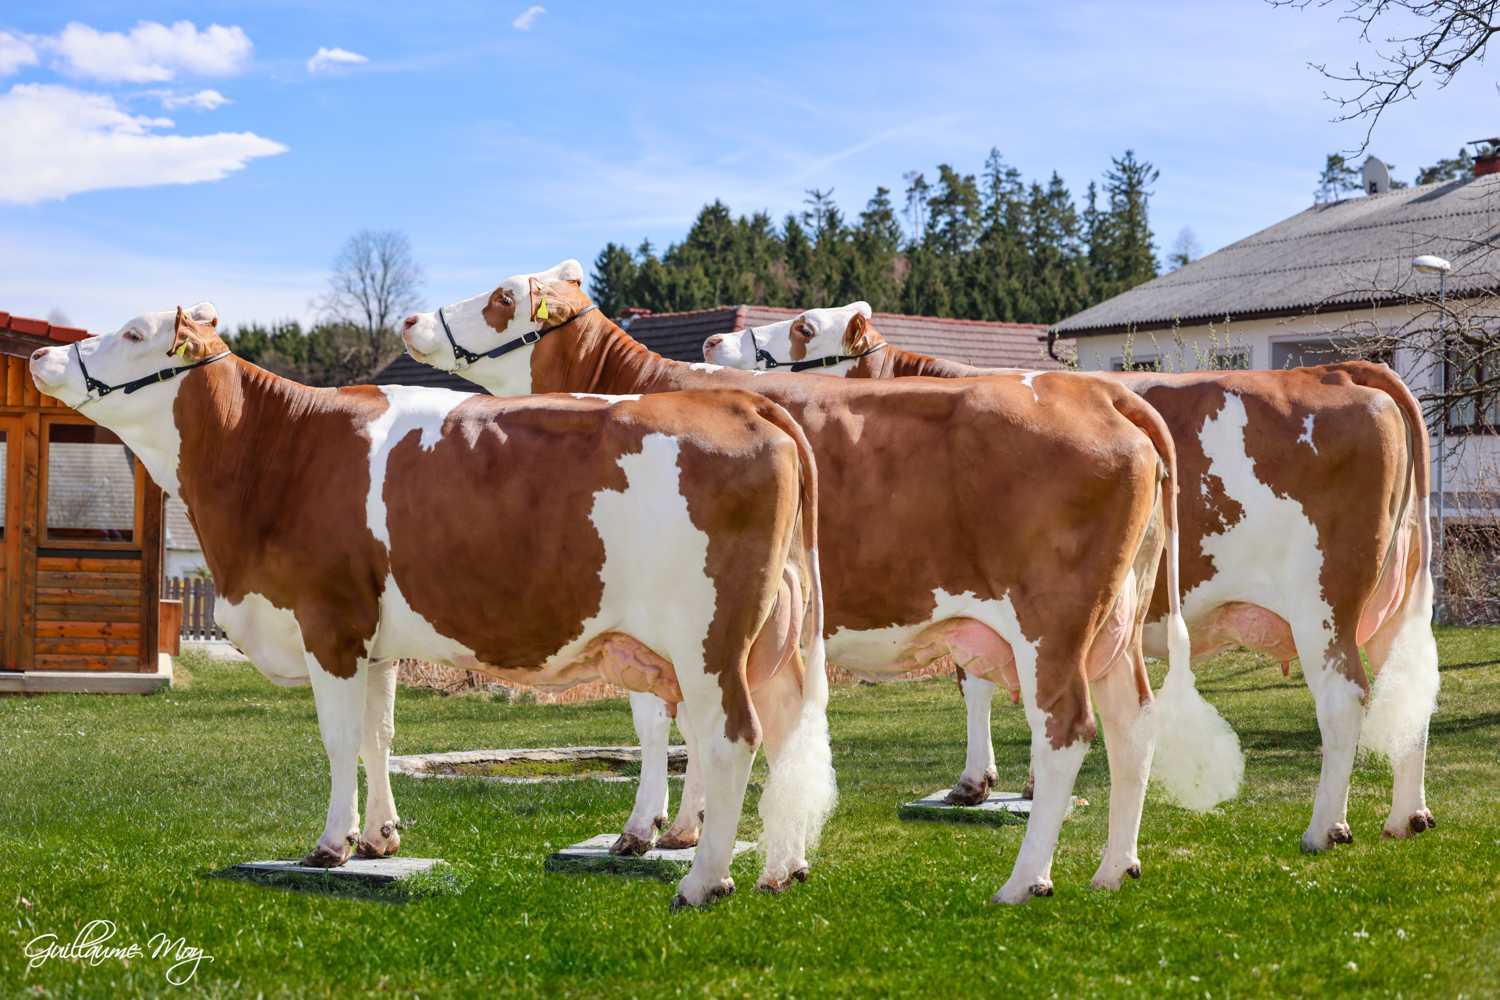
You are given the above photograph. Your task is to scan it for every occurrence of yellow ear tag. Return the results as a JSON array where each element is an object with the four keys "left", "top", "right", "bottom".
[
  {"left": 535, "top": 297, "right": 550, "bottom": 322},
  {"left": 174, "top": 342, "right": 190, "bottom": 359}
]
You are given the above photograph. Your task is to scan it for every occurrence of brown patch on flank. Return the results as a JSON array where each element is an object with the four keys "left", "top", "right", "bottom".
[
  {"left": 382, "top": 389, "right": 814, "bottom": 746},
  {"left": 174, "top": 360, "right": 391, "bottom": 679}
]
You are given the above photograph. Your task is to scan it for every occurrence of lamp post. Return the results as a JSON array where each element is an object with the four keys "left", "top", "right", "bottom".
[{"left": 1412, "top": 254, "right": 1452, "bottom": 623}]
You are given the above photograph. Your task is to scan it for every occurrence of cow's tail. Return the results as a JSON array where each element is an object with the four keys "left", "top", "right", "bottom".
[
  {"left": 1115, "top": 392, "right": 1244, "bottom": 811},
  {"left": 754, "top": 401, "right": 836, "bottom": 870},
  {"left": 1331, "top": 362, "right": 1439, "bottom": 762}
]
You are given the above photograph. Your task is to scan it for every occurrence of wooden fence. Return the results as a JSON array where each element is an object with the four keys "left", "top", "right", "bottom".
[{"left": 162, "top": 577, "right": 226, "bottom": 640}]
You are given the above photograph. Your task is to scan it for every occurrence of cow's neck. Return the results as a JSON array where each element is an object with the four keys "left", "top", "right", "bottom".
[
  {"left": 94, "top": 383, "right": 191, "bottom": 498},
  {"left": 530, "top": 314, "right": 700, "bottom": 395}
]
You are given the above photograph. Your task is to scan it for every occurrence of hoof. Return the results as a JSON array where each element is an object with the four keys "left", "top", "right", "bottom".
[
  {"left": 610, "top": 831, "right": 654, "bottom": 857},
  {"left": 944, "top": 769, "right": 995, "bottom": 807},
  {"left": 355, "top": 822, "right": 401, "bottom": 860},
  {"left": 669, "top": 878, "right": 735, "bottom": 911},
  {"left": 1090, "top": 860, "right": 1140, "bottom": 892},
  {"left": 1302, "top": 822, "right": 1354, "bottom": 853},
  {"left": 991, "top": 878, "right": 1052, "bottom": 905},
  {"left": 1021, "top": 774, "right": 1035, "bottom": 801},
  {"left": 756, "top": 866, "right": 809, "bottom": 894},
  {"left": 656, "top": 827, "right": 701, "bottom": 850},
  {"left": 301, "top": 836, "right": 354, "bottom": 869},
  {"left": 1383, "top": 810, "right": 1437, "bottom": 839},
  {"left": 1329, "top": 822, "right": 1354, "bottom": 846}
]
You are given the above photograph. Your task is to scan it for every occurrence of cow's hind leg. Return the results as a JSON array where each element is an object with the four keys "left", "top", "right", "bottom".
[
  {"left": 670, "top": 698, "right": 755, "bottom": 910},
  {"left": 1361, "top": 586, "right": 1440, "bottom": 839},
  {"left": 659, "top": 708, "right": 705, "bottom": 850},
  {"left": 1298, "top": 625, "right": 1366, "bottom": 852},
  {"left": 753, "top": 660, "right": 836, "bottom": 892},
  {"left": 304, "top": 658, "right": 367, "bottom": 867},
  {"left": 1090, "top": 654, "right": 1153, "bottom": 890},
  {"left": 947, "top": 669, "right": 999, "bottom": 805},
  {"left": 613, "top": 692, "right": 673, "bottom": 855},
  {"left": 993, "top": 732, "right": 1087, "bottom": 904},
  {"left": 357, "top": 659, "right": 401, "bottom": 858}
]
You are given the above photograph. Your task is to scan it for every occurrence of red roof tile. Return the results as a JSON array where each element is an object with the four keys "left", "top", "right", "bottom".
[{"left": 0, "top": 311, "right": 96, "bottom": 344}]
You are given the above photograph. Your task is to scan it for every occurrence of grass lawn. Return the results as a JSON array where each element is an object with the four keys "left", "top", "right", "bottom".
[{"left": 2, "top": 627, "right": 1498, "bottom": 997}]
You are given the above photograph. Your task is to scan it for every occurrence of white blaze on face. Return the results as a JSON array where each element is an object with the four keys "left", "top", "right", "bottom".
[{"left": 401, "top": 259, "right": 584, "bottom": 398}]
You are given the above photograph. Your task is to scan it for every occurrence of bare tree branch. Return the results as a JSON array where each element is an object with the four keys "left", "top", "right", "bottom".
[
  {"left": 319, "top": 229, "right": 424, "bottom": 374},
  {"left": 1272, "top": 0, "right": 1500, "bottom": 151}
]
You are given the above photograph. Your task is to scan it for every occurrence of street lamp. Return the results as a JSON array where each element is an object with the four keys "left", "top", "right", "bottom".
[{"left": 1412, "top": 254, "right": 1452, "bottom": 623}]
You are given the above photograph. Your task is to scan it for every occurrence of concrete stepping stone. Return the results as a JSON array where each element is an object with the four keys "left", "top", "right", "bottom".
[
  {"left": 545, "top": 834, "right": 754, "bottom": 878},
  {"left": 898, "top": 789, "right": 1085, "bottom": 826},
  {"left": 229, "top": 857, "right": 445, "bottom": 885}
]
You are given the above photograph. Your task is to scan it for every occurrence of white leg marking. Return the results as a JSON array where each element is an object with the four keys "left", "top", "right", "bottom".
[
  {"left": 307, "top": 657, "right": 367, "bottom": 864},
  {"left": 1090, "top": 662, "right": 1154, "bottom": 890},
  {"left": 617, "top": 692, "right": 672, "bottom": 853},
  {"left": 953, "top": 673, "right": 999, "bottom": 801},
  {"left": 662, "top": 708, "right": 705, "bottom": 848},
  {"left": 671, "top": 699, "right": 755, "bottom": 909},
  {"left": 359, "top": 658, "right": 401, "bottom": 857}
]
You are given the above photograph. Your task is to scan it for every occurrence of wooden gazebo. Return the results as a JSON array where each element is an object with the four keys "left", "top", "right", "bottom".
[{"left": 0, "top": 312, "right": 168, "bottom": 693}]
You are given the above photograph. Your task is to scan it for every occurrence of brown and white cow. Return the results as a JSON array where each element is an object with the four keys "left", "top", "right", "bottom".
[
  {"left": 706, "top": 302, "right": 1440, "bottom": 850},
  {"left": 401, "top": 261, "right": 1244, "bottom": 904},
  {"left": 29, "top": 303, "right": 836, "bottom": 909}
]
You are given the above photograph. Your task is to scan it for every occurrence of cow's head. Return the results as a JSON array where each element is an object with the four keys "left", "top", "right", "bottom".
[
  {"left": 30, "top": 303, "right": 226, "bottom": 412},
  {"left": 702, "top": 301, "right": 877, "bottom": 376},
  {"left": 29, "top": 303, "right": 227, "bottom": 495},
  {"left": 401, "top": 259, "right": 590, "bottom": 396}
]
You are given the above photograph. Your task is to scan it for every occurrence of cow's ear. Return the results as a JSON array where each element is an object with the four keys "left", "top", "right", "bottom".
[
  {"left": 186, "top": 301, "right": 219, "bottom": 328},
  {"left": 528, "top": 276, "right": 578, "bottom": 327},
  {"left": 845, "top": 310, "right": 873, "bottom": 353},
  {"left": 169, "top": 306, "right": 220, "bottom": 361},
  {"left": 553, "top": 259, "right": 584, "bottom": 286}
]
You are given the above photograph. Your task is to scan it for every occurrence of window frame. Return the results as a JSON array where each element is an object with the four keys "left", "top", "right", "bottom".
[{"left": 37, "top": 413, "right": 145, "bottom": 551}]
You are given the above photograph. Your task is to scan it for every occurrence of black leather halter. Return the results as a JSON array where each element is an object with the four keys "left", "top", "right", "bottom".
[
  {"left": 751, "top": 329, "right": 887, "bottom": 372},
  {"left": 74, "top": 342, "right": 230, "bottom": 407},
  {"left": 437, "top": 304, "right": 598, "bottom": 371}
]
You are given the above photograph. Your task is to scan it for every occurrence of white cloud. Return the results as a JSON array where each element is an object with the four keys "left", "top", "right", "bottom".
[
  {"left": 512, "top": 6, "right": 546, "bottom": 31},
  {"left": 156, "top": 89, "right": 230, "bottom": 111},
  {"left": 49, "top": 21, "right": 252, "bottom": 83},
  {"left": 0, "top": 31, "right": 37, "bottom": 76},
  {"left": 306, "top": 47, "right": 368, "bottom": 74},
  {"left": 0, "top": 84, "right": 286, "bottom": 204}
]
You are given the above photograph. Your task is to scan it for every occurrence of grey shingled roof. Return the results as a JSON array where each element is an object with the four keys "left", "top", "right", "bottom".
[
  {"left": 1055, "top": 172, "right": 1500, "bottom": 336},
  {"left": 624, "top": 306, "right": 1062, "bottom": 369}
]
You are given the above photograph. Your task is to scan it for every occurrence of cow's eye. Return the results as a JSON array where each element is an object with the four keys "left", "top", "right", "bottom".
[{"left": 123, "top": 330, "right": 144, "bottom": 344}]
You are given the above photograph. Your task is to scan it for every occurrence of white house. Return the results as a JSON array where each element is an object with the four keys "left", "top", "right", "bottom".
[{"left": 1054, "top": 155, "right": 1500, "bottom": 528}]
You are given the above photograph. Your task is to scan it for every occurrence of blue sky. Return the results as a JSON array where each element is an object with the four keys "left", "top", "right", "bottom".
[{"left": 0, "top": 1, "right": 1492, "bottom": 332}]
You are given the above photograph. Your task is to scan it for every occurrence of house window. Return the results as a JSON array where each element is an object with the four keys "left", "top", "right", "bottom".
[
  {"left": 1210, "top": 350, "right": 1250, "bottom": 370},
  {"left": 1445, "top": 351, "right": 1499, "bottom": 434},
  {"left": 1113, "top": 356, "right": 1160, "bottom": 372},
  {"left": 44, "top": 424, "right": 136, "bottom": 542},
  {"left": 0, "top": 431, "right": 6, "bottom": 539}
]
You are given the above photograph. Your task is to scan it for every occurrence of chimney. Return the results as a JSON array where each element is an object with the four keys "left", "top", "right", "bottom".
[
  {"left": 1362, "top": 156, "right": 1392, "bottom": 194},
  {"left": 1473, "top": 138, "right": 1500, "bottom": 177}
]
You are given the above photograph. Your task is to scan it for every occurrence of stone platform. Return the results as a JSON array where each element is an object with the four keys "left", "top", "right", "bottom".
[{"left": 545, "top": 834, "right": 754, "bottom": 878}]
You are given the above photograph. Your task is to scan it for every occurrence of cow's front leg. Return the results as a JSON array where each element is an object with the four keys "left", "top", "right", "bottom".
[
  {"left": 946, "top": 671, "right": 999, "bottom": 805},
  {"left": 613, "top": 693, "right": 672, "bottom": 855},
  {"left": 658, "top": 708, "right": 705, "bottom": 850},
  {"left": 303, "top": 657, "right": 367, "bottom": 868},
  {"left": 358, "top": 659, "right": 401, "bottom": 858}
]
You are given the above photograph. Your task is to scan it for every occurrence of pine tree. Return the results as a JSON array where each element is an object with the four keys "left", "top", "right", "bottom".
[
  {"left": 851, "top": 186, "right": 904, "bottom": 312},
  {"left": 590, "top": 242, "right": 638, "bottom": 317}
]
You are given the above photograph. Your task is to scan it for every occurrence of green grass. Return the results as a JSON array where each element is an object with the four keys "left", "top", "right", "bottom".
[{"left": 2, "top": 627, "right": 1497, "bottom": 997}]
